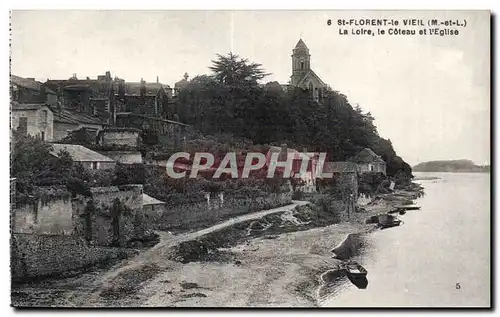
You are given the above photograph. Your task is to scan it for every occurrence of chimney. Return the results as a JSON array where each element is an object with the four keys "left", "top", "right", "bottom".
[
  {"left": 156, "top": 76, "right": 159, "bottom": 83},
  {"left": 140, "top": 78, "right": 146, "bottom": 97}
]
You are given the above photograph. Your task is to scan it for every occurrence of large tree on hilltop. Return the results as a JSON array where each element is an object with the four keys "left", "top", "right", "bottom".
[{"left": 209, "top": 52, "right": 270, "bottom": 87}]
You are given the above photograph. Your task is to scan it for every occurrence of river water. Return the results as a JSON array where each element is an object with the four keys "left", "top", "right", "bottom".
[{"left": 321, "top": 172, "right": 491, "bottom": 307}]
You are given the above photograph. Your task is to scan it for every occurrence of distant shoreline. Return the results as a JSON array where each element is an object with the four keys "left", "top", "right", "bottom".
[
  {"left": 413, "top": 170, "right": 490, "bottom": 174},
  {"left": 413, "top": 175, "right": 440, "bottom": 181},
  {"left": 413, "top": 160, "right": 490, "bottom": 174}
]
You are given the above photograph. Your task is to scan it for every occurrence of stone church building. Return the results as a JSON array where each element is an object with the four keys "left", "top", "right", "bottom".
[{"left": 288, "top": 39, "right": 328, "bottom": 102}]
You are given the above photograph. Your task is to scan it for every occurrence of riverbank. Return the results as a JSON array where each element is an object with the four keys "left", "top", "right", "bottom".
[
  {"left": 11, "top": 183, "right": 423, "bottom": 307},
  {"left": 99, "top": 183, "right": 423, "bottom": 307}
]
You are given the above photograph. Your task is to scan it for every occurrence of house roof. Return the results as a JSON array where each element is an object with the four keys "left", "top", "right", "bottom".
[
  {"left": 119, "top": 82, "right": 170, "bottom": 96},
  {"left": 103, "top": 127, "right": 141, "bottom": 133},
  {"left": 11, "top": 102, "right": 51, "bottom": 111},
  {"left": 50, "top": 144, "right": 115, "bottom": 162},
  {"left": 350, "top": 148, "right": 386, "bottom": 164},
  {"left": 11, "top": 75, "right": 42, "bottom": 91},
  {"left": 64, "top": 84, "right": 92, "bottom": 91},
  {"left": 296, "top": 69, "right": 327, "bottom": 87},
  {"left": 51, "top": 108, "right": 104, "bottom": 125},
  {"left": 322, "top": 162, "right": 358, "bottom": 173},
  {"left": 142, "top": 193, "right": 165, "bottom": 206},
  {"left": 115, "top": 112, "right": 190, "bottom": 127},
  {"left": 11, "top": 75, "right": 55, "bottom": 94}
]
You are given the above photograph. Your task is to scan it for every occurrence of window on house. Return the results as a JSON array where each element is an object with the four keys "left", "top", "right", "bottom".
[
  {"left": 40, "top": 110, "right": 48, "bottom": 124},
  {"left": 91, "top": 162, "right": 98, "bottom": 169},
  {"left": 12, "top": 85, "right": 19, "bottom": 101},
  {"left": 370, "top": 164, "right": 374, "bottom": 171},
  {"left": 40, "top": 131, "right": 45, "bottom": 141},
  {"left": 18, "top": 117, "right": 28, "bottom": 136}
]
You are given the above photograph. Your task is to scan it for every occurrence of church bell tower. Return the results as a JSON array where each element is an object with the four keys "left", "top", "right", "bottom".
[{"left": 290, "top": 39, "right": 311, "bottom": 86}]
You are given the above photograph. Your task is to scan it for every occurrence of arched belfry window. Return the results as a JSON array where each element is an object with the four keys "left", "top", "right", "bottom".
[{"left": 301, "top": 61, "right": 305, "bottom": 69}]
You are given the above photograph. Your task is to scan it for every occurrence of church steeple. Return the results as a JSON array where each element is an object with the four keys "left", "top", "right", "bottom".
[
  {"left": 294, "top": 39, "right": 308, "bottom": 50},
  {"left": 291, "top": 38, "right": 311, "bottom": 85}
]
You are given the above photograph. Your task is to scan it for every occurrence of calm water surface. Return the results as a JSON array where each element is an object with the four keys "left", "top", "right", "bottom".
[{"left": 321, "top": 172, "right": 491, "bottom": 307}]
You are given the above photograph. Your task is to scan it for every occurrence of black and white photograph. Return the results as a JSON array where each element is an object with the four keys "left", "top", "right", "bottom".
[{"left": 8, "top": 9, "right": 491, "bottom": 308}]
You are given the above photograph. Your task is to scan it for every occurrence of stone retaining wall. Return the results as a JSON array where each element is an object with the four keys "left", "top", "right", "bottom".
[
  {"left": 150, "top": 192, "right": 292, "bottom": 230},
  {"left": 11, "top": 233, "right": 129, "bottom": 282}
]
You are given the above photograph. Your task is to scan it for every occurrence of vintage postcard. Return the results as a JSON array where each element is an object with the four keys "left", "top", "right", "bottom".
[{"left": 9, "top": 10, "right": 491, "bottom": 308}]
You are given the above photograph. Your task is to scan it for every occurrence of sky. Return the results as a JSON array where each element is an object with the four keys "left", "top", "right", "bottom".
[{"left": 10, "top": 10, "right": 490, "bottom": 166}]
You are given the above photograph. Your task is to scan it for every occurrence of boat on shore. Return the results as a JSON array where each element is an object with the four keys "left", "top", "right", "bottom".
[
  {"left": 375, "top": 213, "right": 403, "bottom": 229},
  {"left": 379, "top": 219, "right": 403, "bottom": 229},
  {"left": 388, "top": 208, "right": 406, "bottom": 215},
  {"left": 396, "top": 205, "right": 421, "bottom": 211},
  {"left": 341, "top": 261, "right": 368, "bottom": 277}
]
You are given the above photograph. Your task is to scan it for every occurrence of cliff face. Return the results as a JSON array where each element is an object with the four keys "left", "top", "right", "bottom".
[{"left": 413, "top": 160, "right": 490, "bottom": 173}]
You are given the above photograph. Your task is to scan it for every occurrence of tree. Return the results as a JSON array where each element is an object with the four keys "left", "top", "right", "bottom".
[
  {"left": 58, "top": 127, "right": 95, "bottom": 146},
  {"left": 11, "top": 130, "right": 92, "bottom": 195},
  {"left": 209, "top": 52, "right": 270, "bottom": 87}
]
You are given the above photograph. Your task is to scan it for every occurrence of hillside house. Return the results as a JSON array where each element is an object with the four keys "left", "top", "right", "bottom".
[
  {"left": 52, "top": 108, "right": 105, "bottom": 141},
  {"left": 11, "top": 75, "right": 57, "bottom": 106},
  {"left": 11, "top": 102, "right": 54, "bottom": 141},
  {"left": 114, "top": 77, "right": 172, "bottom": 118},
  {"left": 317, "top": 161, "right": 358, "bottom": 196},
  {"left": 350, "top": 148, "right": 387, "bottom": 175},
  {"left": 45, "top": 72, "right": 117, "bottom": 124},
  {"left": 266, "top": 145, "right": 319, "bottom": 192},
  {"left": 142, "top": 194, "right": 166, "bottom": 219}
]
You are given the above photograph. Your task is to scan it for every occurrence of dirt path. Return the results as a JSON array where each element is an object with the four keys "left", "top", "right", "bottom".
[{"left": 76, "top": 200, "right": 310, "bottom": 306}]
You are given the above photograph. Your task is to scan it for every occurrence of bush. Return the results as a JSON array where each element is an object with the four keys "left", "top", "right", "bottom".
[
  {"left": 113, "top": 163, "right": 145, "bottom": 185},
  {"left": 358, "top": 172, "right": 388, "bottom": 196},
  {"left": 58, "top": 127, "right": 96, "bottom": 146},
  {"left": 292, "top": 190, "right": 304, "bottom": 200}
]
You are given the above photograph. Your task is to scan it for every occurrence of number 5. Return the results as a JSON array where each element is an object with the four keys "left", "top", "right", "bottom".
[{"left": 456, "top": 283, "right": 461, "bottom": 289}]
